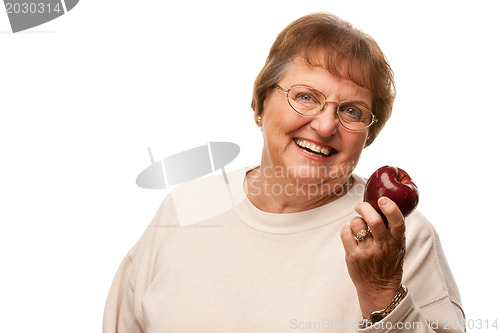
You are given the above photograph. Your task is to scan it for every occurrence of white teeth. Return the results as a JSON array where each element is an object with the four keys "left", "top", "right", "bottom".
[{"left": 294, "top": 139, "right": 333, "bottom": 156}]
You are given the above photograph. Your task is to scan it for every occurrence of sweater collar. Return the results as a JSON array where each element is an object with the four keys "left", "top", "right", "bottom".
[{"left": 227, "top": 166, "right": 365, "bottom": 234}]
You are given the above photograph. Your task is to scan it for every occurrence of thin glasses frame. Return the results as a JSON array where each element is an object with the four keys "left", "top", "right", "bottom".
[{"left": 276, "top": 85, "right": 378, "bottom": 131}]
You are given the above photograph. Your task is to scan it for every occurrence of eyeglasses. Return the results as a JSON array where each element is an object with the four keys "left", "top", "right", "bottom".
[{"left": 276, "top": 85, "right": 378, "bottom": 131}]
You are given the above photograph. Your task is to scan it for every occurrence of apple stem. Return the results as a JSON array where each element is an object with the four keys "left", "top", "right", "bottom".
[{"left": 400, "top": 173, "right": 408, "bottom": 182}]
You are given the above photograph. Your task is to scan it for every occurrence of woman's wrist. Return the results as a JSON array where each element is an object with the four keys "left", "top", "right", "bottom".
[
  {"left": 357, "top": 284, "right": 403, "bottom": 319},
  {"left": 361, "top": 285, "right": 408, "bottom": 324}
]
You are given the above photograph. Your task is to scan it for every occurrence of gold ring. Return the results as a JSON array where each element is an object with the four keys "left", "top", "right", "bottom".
[{"left": 354, "top": 227, "right": 372, "bottom": 242}]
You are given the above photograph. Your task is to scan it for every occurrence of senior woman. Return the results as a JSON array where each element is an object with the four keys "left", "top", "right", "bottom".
[{"left": 104, "top": 13, "right": 464, "bottom": 332}]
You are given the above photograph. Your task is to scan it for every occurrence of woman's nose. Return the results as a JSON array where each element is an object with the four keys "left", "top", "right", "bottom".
[{"left": 309, "top": 102, "right": 340, "bottom": 137}]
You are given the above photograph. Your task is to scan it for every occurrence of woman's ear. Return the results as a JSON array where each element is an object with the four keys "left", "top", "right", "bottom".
[{"left": 254, "top": 112, "right": 262, "bottom": 126}]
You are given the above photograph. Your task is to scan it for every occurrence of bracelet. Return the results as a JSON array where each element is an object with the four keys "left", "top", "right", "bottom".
[{"left": 366, "top": 285, "right": 408, "bottom": 324}]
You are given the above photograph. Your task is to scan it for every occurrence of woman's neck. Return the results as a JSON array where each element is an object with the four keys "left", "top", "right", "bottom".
[{"left": 244, "top": 166, "right": 353, "bottom": 213}]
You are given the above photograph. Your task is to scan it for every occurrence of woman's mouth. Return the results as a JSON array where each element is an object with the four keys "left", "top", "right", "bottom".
[{"left": 293, "top": 138, "right": 336, "bottom": 158}]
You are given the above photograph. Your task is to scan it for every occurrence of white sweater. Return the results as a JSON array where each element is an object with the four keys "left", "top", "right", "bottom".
[{"left": 103, "top": 167, "right": 464, "bottom": 332}]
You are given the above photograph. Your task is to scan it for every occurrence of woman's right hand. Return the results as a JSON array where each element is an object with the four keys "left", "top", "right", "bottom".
[{"left": 340, "top": 197, "right": 406, "bottom": 319}]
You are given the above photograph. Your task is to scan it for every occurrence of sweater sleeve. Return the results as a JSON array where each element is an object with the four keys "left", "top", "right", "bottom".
[
  {"left": 358, "top": 211, "right": 465, "bottom": 333},
  {"left": 102, "top": 194, "right": 175, "bottom": 333},
  {"left": 359, "top": 292, "right": 464, "bottom": 332},
  {"left": 102, "top": 246, "right": 144, "bottom": 333}
]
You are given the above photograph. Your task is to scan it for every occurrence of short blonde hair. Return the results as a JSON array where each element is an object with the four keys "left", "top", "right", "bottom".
[{"left": 251, "top": 13, "right": 395, "bottom": 147}]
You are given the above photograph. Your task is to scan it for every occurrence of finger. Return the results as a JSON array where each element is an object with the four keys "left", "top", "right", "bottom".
[
  {"left": 349, "top": 216, "right": 373, "bottom": 244},
  {"left": 340, "top": 224, "right": 358, "bottom": 252},
  {"left": 378, "top": 197, "right": 405, "bottom": 241},
  {"left": 354, "top": 202, "right": 388, "bottom": 242},
  {"left": 350, "top": 215, "right": 369, "bottom": 234}
]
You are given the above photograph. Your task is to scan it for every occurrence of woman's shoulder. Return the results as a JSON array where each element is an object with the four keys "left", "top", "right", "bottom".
[
  {"left": 405, "top": 210, "right": 439, "bottom": 244},
  {"left": 126, "top": 168, "right": 250, "bottom": 262}
]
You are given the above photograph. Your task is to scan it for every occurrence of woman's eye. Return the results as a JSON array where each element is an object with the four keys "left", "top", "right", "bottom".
[
  {"left": 340, "top": 106, "right": 362, "bottom": 120},
  {"left": 296, "top": 93, "right": 317, "bottom": 103},
  {"left": 297, "top": 94, "right": 314, "bottom": 102}
]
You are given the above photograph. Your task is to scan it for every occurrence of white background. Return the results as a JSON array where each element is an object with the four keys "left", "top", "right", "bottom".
[{"left": 1, "top": 0, "right": 499, "bottom": 331}]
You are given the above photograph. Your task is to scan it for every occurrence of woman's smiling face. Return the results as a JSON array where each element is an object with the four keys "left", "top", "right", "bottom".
[{"left": 258, "top": 56, "right": 373, "bottom": 190}]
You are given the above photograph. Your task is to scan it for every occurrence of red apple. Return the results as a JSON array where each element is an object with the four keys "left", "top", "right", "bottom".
[{"left": 364, "top": 166, "right": 419, "bottom": 226}]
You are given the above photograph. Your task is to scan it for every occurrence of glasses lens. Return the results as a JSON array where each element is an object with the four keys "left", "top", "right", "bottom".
[
  {"left": 337, "top": 102, "right": 374, "bottom": 130},
  {"left": 287, "top": 87, "right": 325, "bottom": 115}
]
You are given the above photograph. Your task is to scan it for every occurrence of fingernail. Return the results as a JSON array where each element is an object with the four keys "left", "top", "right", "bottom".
[{"left": 379, "top": 198, "right": 388, "bottom": 207}]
